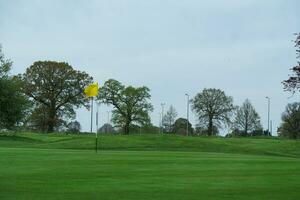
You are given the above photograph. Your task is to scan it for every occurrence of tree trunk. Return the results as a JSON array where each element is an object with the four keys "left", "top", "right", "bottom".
[
  {"left": 208, "top": 117, "right": 213, "bottom": 136},
  {"left": 124, "top": 120, "right": 130, "bottom": 135},
  {"left": 47, "top": 107, "right": 56, "bottom": 133},
  {"left": 244, "top": 124, "right": 248, "bottom": 136},
  {"left": 244, "top": 115, "right": 248, "bottom": 136},
  {"left": 47, "top": 118, "right": 55, "bottom": 133}
]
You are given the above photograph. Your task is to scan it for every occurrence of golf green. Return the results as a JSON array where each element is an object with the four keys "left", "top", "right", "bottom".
[{"left": 1, "top": 147, "right": 300, "bottom": 200}]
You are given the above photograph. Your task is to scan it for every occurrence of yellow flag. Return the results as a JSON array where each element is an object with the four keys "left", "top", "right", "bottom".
[{"left": 84, "top": 83, "right": 99, "bottom": 97}]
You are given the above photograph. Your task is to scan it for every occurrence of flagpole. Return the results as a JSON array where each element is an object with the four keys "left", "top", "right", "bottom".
[
  {"left": 90, "top": 97, "right": 97, "bottom": 153},
  {"left": 96, "top": 128, "right": 98, "bottom": 153},
  {"left": 90, "top": 97, "right": 93, "bottom": 133},
  {"left": 84, "top": 83, "right": 99, "bottom": 154}
]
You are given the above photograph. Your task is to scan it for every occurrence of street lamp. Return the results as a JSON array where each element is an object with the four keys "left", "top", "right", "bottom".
[
  {"left": 161, "top": 103, "right": 166, "bottom": 134},
  {"left": 185, "top": 94, "right": 190, "bottom": 136},
  {"left": 266, "top": 96, "right": 271, "bottom": 136}
]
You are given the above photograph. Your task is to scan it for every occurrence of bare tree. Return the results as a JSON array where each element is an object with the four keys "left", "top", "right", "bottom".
[
  {"left": 283, "top": 33, "right": 300, "bottom": 92},
  {"left": 232, "top": 99, "right": 262, "bottom": 135},
  {"left": 162, "top": 105, "right": 177, "bottom": 133}
]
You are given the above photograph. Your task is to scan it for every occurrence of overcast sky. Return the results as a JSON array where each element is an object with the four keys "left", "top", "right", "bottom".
[{"left": 1, "top": 0, "right": 300, "bottom": 134}]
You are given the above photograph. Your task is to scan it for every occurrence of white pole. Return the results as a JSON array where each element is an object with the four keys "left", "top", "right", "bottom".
[
  {"left": 161, "top": 103, "right": 165, "bottom": 134},
  {"left": 185, "top": 94, "right": 190, "bottom": 136},
  {"left": 266, "top": 97, "right": 270, "bottom": 136},
  {"left": 270, "top": 120, "right": 273, "bottom": 136},
  {"left": 90, "top": 97, "right": 93, "bottom": 133},
  {"left": 96, "top": 103, "right": 99, "bottom": 134},
  {"left": 159, "top": 112, "right": 162, "bottom": 134}
]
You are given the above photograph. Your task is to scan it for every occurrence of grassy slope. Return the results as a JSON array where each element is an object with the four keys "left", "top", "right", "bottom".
[
  {"left": 1, "top": 132, "right": 300, "bottom": 157},
  {"left": 1, "top": 133, "right": 300, "bottom": 200}
]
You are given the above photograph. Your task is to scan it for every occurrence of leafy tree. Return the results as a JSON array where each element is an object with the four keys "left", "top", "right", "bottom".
[
  {"left": 98, "top": 79, "right": 153, "bottom": 134},
  {"left": 278, "top": 102, "right": 300, "bottom": 139},
  {"left": 25, "top": 104, "right": 48, "bottom": 132},
  {"left": 251, "top": 129, "right": 264, "bottom": 136},
  {"left": 98, "top": 123, "right": 115, "bottom": 134},
  {"left": 195, "top": 124, "right": 219, "bottom": 136},
  {"left": 19, "top": 61, "right": 93, "bottom": 132},
  {"left": 0, "top": 46, "right": 30, "bottom": 130},
  {"left": 0, "top": 78, "right": 31, "bottom": 129},
  {"left": 172, "top": 118, "right": 193, "bottom": 135},
  {"left": 162, "top": 105, "right": 177, "bottom": 133},
  {"left": 128, "top": 124, "right": 143, "bottom": 134},
  {"left": 0, "top": 45, "right": 11, "bottom": 78},
  {"left": 141, "top": 123, "right": 160, "bottom": 134},
  {"left": 232, "top": 99, "right": 262, "bottom": 136},
  {"left": 283, "top": 33, "right": 300, "bottom": 92},
  {"left": 191, "top": 88, "right": 235, "bottom": 136},
  {"left": 230, "top": 128, "right": 264, "bottom": 137},
  {"left": 67, "top": 121, "right": 81, "bottom": 133},
  {"left": 26, "top": 104, "right": 71, "bottom": 132},
  {"left": 127, "top": 123, "right": 161, "bottom": 134}
]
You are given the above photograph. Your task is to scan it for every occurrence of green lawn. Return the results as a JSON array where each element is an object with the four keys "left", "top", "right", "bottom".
[{"left": 0, "top": 133, "right": 300, "bottom": 200}]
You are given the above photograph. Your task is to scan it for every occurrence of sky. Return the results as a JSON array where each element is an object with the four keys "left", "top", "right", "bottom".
[{"left": 0, "top": 0, "right": 300, "bottom": 135}]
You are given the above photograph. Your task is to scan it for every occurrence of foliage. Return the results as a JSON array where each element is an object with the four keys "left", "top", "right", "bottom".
[
  {"left": 251, "top": 129, "right": 264, "bottom": 136},
  {"left": 278, "top": 102, "right": 300, "bottom": 139},
  {"left": 140, "top": 123, "right": 160, "bottom": 134},
  {"left": 283, "top": 33, "right": 300, "bottom": 92},
  {"left": 0, "top": 46, "right": 31, "bottom": 130},
  {"left": 67, "top": 121, "right": 81, "bottom": 133},
  {"left": 0, "top": 45, "right": 12, "bottom": 78},
  {"left": 195, "top": 125, "right": 219, "bottom": 136},
  {"left": 230, "top": 128, "right": 264, "bottom": 137},
  {"left": 18, "top": 61, "right": 93, "bottom": 132},
  {"left": 191, "top": 88, "right": 235, "bottom": 136},
  {"left": 162, "top": 105, "right": 177, "bottom": 133},
  {"left": 232, "top": 99, "right": 262, "bottom": 136},
  {"left": 0, "top": 78, "right": 31, "bottom": 129},
  {"left": 98, "top": 123, "right": 115, "bottom": 134},
  {"left": 26, "top": 104, "right": 69, "bottom": 132},
  {"left": 26, "top": 104, "right": 49, "bottom": 132},
  {"left": 98, "top": 79, "right": 153, "bottom": 134},
  {"left": 172, "top": 118, "right": 193, "bottom": 135},
  {"left": 112, "top": 123, "right": 159, "bottom": 134}
]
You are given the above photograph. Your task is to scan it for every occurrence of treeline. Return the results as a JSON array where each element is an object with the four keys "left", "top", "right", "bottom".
[{"left": 1, "top": 33, "right": 300, "bottom": 139}]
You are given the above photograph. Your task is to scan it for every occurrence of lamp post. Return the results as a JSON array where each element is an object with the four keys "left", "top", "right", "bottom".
[
  {"left": 270, "top": 120, "right": 273, "bottom": 136},
  {"left": 185, "top": 94, "right": 190, "bottom": 136},
  {"left": 161, "top": 103, "right": 165, "bottom": 134},
  {"left": 266, "top": 96, "right": 271, "bottom": 136}
]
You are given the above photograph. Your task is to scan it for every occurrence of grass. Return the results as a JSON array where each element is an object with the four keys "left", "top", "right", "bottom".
[
  {"left": 1, "top": 132, "right": 300, "bottom": 157},
  {"left": 0, "top": 132, "right": 300, "bottom": 199}
]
